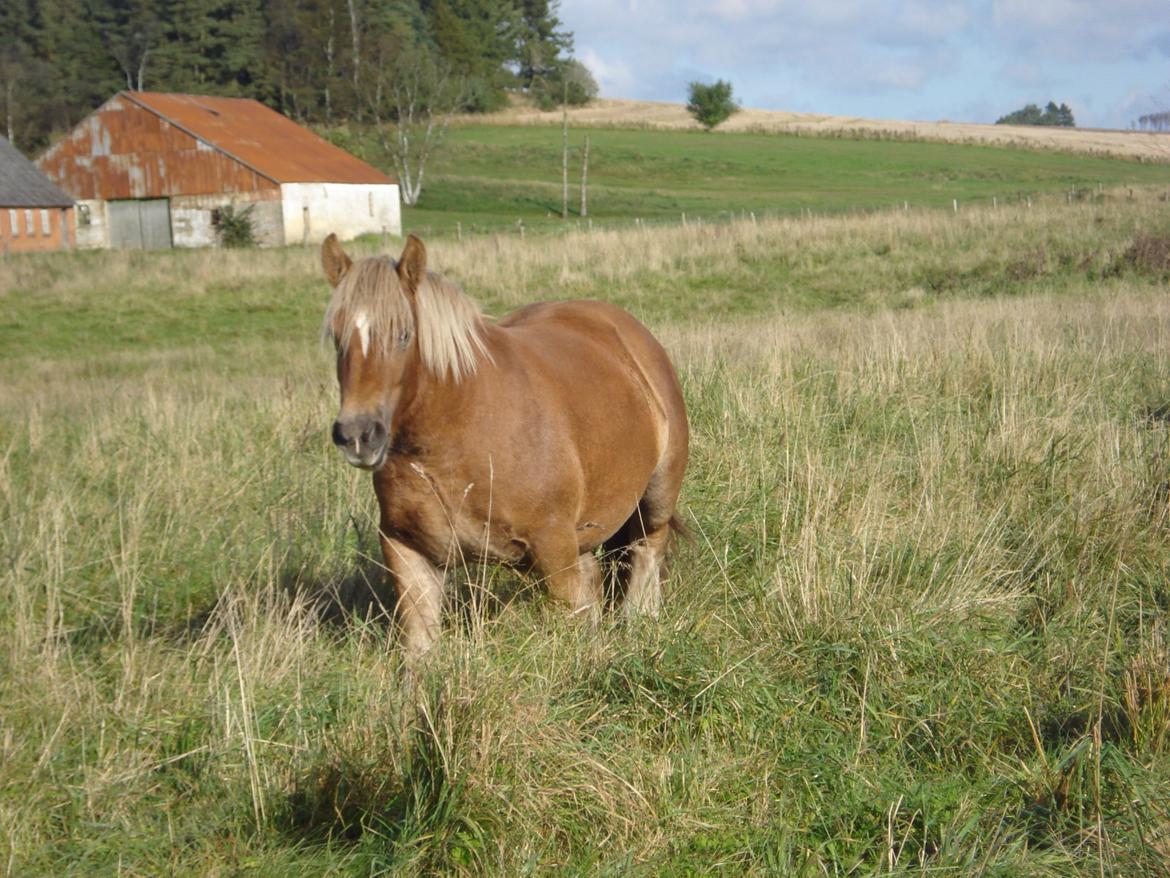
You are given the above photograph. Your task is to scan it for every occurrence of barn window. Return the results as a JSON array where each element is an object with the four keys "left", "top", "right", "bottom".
[
  {"left": 8, "top": 209, "right": 17, "bottom": 236},
  {"left": 368, "top": 192, "right": 374, "bottom": 217},
  {"left": 78, "top": 204, "right": 91, "bottom": 226},
  {"left": 41, "top": 209, "right": 51, "bottom": 235},
  {"left": 24, "top": 210, "right": 34, "bottom": 235},
  {"left": 210, "top": 208, "right": 222, "bottom": 226}
]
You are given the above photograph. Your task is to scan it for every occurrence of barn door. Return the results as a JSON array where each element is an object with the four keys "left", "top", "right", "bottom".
[{"left": 108, "top": 199, "right": 173, "bottom": 250}]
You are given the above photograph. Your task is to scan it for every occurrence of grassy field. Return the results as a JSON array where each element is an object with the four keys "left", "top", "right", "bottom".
[
  {"left": 2, "top": 193, "right": 1170, "bottom": 874},
  {"left": 338, "top": 125, "right": 1170, "bottom": 236},
  {"left": 463, "top": 96, "right": 1170, "bottom": 163}
]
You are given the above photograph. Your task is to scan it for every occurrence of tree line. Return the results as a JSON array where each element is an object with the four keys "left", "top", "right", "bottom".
[
  {"left": 995, "top": 101, "right": 1075, "bottom": 128},
  {"left": 1, "top": 0, "right": 588, "bottom": 152},
  {"left": 1134, "top": 112, "right": 1170, "bottom": 132}
]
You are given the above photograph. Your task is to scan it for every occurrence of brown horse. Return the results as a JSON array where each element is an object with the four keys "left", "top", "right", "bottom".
[{"left": 321, "top": 233, "right": 688, "bottom": 656}]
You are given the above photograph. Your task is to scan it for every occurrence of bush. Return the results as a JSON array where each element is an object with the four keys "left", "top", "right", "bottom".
[
  {"left": 531, "top": 59, "right": 599, "bottom": 111},
  {"left": 687, "top": 79, "right": 739, "bottom": 130},
  {"left": 215, "top": 204, "right": 256, "bottom": 248}
]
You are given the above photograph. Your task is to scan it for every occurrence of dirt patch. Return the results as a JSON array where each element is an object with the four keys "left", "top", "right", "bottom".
[{"left": 1122, "top": 235, "right": 1170, "bottom": 275}]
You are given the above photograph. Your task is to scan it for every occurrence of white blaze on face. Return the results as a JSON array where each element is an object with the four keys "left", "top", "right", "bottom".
[{"left": 355, "top": 312, "right": 370, "bottom": 357}]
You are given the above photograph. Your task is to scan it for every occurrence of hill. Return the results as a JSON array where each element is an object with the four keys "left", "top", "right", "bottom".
[
  {"left": 456, "top": 97, "right": 1170, "bottom": 163},
  {"left": 384, "top": 122, "right": 1170, "bottom": 237}
]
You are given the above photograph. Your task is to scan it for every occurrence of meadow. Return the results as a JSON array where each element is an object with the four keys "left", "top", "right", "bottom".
[
  {"left": 339, "top": 124, "right": 1170, "bottom": 236},
  {"left": 1, "top": 192, "right": 1169, "bottom": 875}
]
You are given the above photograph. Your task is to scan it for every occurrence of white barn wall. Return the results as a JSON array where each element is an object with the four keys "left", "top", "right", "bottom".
[
  {"left": 280, "top": 183, "right": 402, "bottom": 245},
  {"left": 171, "top": 193, "right": 284, "bottom": 248},
  {"left": 74, "top": 200, "right": 109, "bottom": 248}
]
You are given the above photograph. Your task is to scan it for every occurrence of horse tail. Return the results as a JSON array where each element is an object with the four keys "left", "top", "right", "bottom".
[{"left": 668, "top": 512, "right": 695, "bottom": 547}]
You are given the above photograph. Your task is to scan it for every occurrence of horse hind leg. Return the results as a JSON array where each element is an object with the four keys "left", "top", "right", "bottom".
[
  {"left": 621, "top": 516, "right": 672, "bottom": 618},
  {"left": 604, "top": 498, "right": 677, "bottom": 619}
]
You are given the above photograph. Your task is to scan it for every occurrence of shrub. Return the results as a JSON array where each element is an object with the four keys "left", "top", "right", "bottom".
[
  {"left": 531, "top": 59, "right": 599, "bottom": 110},
  {"left": 215, "top": 204, "right": 256, "bottom": 248},
  {"left": 687, "top": 79, "right": 739, "bottom": 130}
]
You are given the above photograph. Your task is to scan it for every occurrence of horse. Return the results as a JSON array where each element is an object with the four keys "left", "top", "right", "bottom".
[{"left": 321, "top": 233, "right": 689, "bottom": 657}]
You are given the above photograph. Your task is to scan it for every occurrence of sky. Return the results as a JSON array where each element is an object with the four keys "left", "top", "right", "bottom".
[{"left": 560, "top": 1, "right": 1170, "bottom": 129}]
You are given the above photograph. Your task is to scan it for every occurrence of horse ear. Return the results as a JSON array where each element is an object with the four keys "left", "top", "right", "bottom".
[
  {"left": 397, "top": 234, "right": 427, "bottom": 291},
  {"left": 321, "top": 233, "right": 352, "bottom": 288}
]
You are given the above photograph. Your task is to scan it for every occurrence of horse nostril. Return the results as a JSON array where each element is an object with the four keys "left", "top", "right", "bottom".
[
  {"left": 331, "top": 420, "right": 348, "bottom": 447},
  {"left": 361, "top": 421, "right": 387, "bottom": 448}
]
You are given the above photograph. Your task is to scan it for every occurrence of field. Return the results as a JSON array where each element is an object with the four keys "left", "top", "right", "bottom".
[
  {"left": 2, "top": 190, "right": 1170, "bottom": 874},
  {"left": 361, "top": 125, "right": 1170, "bottom": 237},
  {"left": 461, "top": 97, "right": 1170, "bottom": 163}
]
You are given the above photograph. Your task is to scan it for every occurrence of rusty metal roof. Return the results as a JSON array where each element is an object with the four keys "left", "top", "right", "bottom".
[{"left": 125, "top": 92, "right": 395, "bottom": 186}]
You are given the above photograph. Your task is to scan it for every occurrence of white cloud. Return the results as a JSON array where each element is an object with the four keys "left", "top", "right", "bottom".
[
  {"left": 559, "top": 0, "right": 1168, "bottom": 127},
  {"left": 577, "top": 48, "right": 636, "bottom": 97},
  {"left": 990, "top": 0, "right": 1170, "bottom": 60}
]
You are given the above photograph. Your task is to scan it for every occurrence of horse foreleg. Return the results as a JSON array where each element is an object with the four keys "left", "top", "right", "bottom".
[
  {"left": 534, "top": 533, "right": 602, "bottom": 624},
  {"left": 380, "top": 533, "right": 445, "bottom": 658}
]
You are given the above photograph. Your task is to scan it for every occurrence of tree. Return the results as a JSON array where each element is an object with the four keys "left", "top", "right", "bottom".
[
  {"left": 92, "top": 0, "right": 163, "bottom": 90},
  {"left": 996, "top": 101, "right": 1075, "bottom": 127},
  {"left": 366, "top": 44, "right": 462, "bottom": 206},
  {"left": 686, "top": 79, "right": 738, "bottom": 130},
  {"left": 514, "top": 0, "right": 571, "bottom": 89},
  {"left": 1135, "top": 111, "right": 1170, "bottom": 132},
  {"left": 530, "top": 57, "right": 596, "bottom": 110}
]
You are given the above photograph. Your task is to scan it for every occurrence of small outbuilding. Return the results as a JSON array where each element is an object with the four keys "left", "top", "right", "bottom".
[
  {"left": 0, "top": 136, "right": 75, "bottom": 254},
  {"left": 38, "top": 91, "right": 401, "bottom": 249}
]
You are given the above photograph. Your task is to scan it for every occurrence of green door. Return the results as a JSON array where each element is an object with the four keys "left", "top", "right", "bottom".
[{"left": 108, "top": 199, "right": 172, "bottom": 250}]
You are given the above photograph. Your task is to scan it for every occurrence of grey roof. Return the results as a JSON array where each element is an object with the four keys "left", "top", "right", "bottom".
[{"left": 0, "top": 136, "right": 73, "bottom": 207}]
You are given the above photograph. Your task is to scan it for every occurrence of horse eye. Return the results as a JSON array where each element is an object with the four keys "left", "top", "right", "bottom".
[{"left": 398, "top": 329, "right": 412, "bottom": 347}]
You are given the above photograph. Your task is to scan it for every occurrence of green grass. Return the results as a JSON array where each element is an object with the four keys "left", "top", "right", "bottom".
[
  {"left": 362, "top": 125, "right": 1170, "bottom": 236},
  {"left": 2, "top": 197, "right": 1169, "bottom": 875}
]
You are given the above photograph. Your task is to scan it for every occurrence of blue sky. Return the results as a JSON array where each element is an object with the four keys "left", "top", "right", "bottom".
[{"left": 560, "top": 1, "right": 1170, "bottom": 129}]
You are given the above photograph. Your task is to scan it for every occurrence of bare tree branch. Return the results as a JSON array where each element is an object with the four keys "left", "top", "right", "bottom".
[{"left": 365, "top": 47, "right": 462, "bottom": 206}]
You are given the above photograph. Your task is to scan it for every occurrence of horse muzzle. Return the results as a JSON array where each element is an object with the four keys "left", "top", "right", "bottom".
[{"left": 332, "top": 414, "right": 389, "bottom": 470}]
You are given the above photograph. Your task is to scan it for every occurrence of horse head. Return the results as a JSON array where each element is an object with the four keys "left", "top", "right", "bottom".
[{"left": 321, "top": 233, "right": 427, "bottom": 470}]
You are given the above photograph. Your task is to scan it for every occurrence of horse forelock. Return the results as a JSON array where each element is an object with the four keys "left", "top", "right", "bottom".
[{"left": 322, "top": 256, "right": 490, "bottom": 382}]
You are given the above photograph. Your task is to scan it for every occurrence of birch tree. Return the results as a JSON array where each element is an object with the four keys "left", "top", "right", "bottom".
[{"left": 367, "top": 46, "right": 462, "bottom": 207}]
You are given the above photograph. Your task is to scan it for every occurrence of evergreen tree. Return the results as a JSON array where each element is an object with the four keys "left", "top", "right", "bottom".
[
  {"left": 156, "top": 0, "right": 264, "bottom": 94},
  {"left": 996, "top": 101, "right": 1075, "bottom": 127},
  {"left": 514, "top": 0, "right": 571, "bottom": 89},
  {"left": 4, "top": 0, "right": 578, "bottom": 146}
]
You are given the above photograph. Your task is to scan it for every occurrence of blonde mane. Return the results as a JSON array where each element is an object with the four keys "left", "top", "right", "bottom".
[{"left": 323, "top": 256, "right": 489, "bottom": 382}]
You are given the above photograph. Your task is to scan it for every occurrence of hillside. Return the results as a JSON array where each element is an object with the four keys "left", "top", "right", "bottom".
[
  {"left": 457, "top": 97, "right": 1170, "bottom": 163},
  {"left": 386, "top": 123, "right": 1170, "bottom": 237}
]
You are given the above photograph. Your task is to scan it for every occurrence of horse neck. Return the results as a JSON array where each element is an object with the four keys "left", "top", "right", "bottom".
[{"left": 395, "top": 336, "right": 488, "bottom": 436}]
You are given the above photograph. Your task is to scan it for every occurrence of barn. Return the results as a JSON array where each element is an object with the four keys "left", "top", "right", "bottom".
[
  {"left": 0, "top": 135, "right": 75, "bottom": 254},
  {"left": 38, "top": 91, "right": 401, "bottom": 250}
]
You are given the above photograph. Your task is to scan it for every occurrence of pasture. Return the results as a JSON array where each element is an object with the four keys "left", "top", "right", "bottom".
[
  {"left": 1, "top": 194, "right": 1169, "bottom": 874},
  {"left": 360, "top": 124, "right": 1170, "bottom": 235}
]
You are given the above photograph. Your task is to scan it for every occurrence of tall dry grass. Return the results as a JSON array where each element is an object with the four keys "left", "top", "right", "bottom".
[{"left": 1, "top": 199, "right": 1169, "bottom": 873}]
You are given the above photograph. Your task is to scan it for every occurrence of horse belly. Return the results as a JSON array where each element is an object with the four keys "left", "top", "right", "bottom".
[{"left": 376, "top": 460, "right": 537, "bottom": 568}]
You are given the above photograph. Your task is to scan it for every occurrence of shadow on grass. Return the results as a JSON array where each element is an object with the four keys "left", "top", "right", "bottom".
[{"left": 179, "top": 554, "right": 397, "bottom": 642}]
